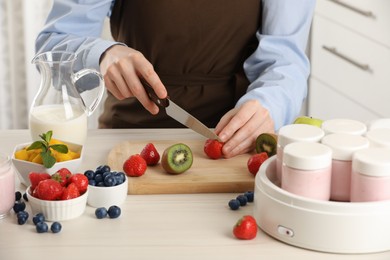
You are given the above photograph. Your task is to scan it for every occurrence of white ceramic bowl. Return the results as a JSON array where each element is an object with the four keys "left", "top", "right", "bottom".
[
  {"left": 26, "top": 186, "right": 88, "bottom": 221},
  {"left": 12, "top": 141, "right": 83, "bottom": 187},
  {"left": 87, "top": 177, "right": 128, "bottom": 208}
]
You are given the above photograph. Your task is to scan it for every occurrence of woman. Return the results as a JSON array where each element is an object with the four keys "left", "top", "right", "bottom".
[{"left": 36, "top": 0, "right": 316, "bottom": 158}]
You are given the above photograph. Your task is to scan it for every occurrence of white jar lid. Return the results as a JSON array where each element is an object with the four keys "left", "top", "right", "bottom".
[
  {"left": 365, "top": 129, "right": 390, "bottom": 148},
  {"left": 352, "top": 148, "right": 390, "bottom": 177},
  {"left": 283, "top": 142, "right": 332, "bottom": 170},
  {"left": 367, "top": 118, "right": 390, "bottom": 130},
  {"left": 321, "top": 118, "right": 367, "bottom": 135},
  {"left": 321, "top": 133, "right": 369, "bottom": 161},
  {"left": 278, "top": 124, "right": 325, "bottom": 147}
]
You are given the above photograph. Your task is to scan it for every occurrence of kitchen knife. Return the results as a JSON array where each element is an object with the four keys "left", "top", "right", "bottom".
[{"left": 141, "top": 78, "right": 221, "bottom": 141}]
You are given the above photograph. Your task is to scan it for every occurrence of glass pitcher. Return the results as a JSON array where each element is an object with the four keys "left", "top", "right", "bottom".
[{"left": 29, "top": 51, "right": 105, "bottom": 145}]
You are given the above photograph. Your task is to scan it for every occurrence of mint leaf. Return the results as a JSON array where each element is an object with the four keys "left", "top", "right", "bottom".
[
  {"left": 41, "top": 151, "right": 56, "bottom": 168},
  {"left": 50, "top": 144, "right": 68, "bottom": 154},
  {"left": 27, "top": 141, "right": 45, "bottom": 151}
]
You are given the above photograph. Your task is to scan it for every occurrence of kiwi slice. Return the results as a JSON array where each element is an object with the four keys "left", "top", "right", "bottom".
[
  {"left": 255, "top": 133, "right": 278, "bottom": 157},
  {"left": 161, "top": 143, "right": 193, "bottom": 174}
]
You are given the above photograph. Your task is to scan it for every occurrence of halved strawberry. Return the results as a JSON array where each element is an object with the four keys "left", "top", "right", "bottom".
[
  {"left": 204, "top": 139, "right": 224, "bottom": 159},
  {"left": 35, "top": 179, "right": 63, "bottom": 201},
  {"left": 123, "top": 154, "right": 147, "bottom": 177},
  {"left": 247, "top": 152, "right": 269, "bottom": 176},
  {"left": 140, "top": 143, "right": 160, "bottom": 166},
  {"left": 29, "top": 172, "right": 51, "bottom": 191},
  {"left": 69, "top": 173, "right": 89, "bottom": 194},
  {"left": 51, "top": 168, "right": 72, "bottom": 187},
  {"left": 61, "top": 183, "right": 80, "bottom": 200}
]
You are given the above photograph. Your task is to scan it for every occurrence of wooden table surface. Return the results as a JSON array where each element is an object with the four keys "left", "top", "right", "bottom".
[{"left": 1, "top": 129, "right": 389, "bottom": 260}]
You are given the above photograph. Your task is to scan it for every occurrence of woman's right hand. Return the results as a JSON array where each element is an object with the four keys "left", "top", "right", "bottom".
[{"left": 99, "top": 45, "right": 167, "bottom": 114}]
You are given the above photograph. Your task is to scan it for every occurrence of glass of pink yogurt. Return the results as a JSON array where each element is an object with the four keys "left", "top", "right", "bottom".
[{"left": 0, "top": 153, "right": 15, "bottom": 219}]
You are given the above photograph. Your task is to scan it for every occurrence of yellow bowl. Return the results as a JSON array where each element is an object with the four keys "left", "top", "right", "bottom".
[
  {"left": 26, "top": 186, "right": 88, "bottom": 221},
  {"left": 12, "top": 141, "right": 83, "bottom": 187}
]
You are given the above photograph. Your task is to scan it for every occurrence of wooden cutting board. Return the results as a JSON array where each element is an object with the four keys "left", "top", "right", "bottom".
[{"left": 107, "top": 140, "right": 255, "bottom": 194}]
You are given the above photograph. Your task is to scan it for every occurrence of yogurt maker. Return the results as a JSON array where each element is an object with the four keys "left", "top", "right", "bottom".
[{"left": 254, "top": 156, "right": 390, "bottom": 254}]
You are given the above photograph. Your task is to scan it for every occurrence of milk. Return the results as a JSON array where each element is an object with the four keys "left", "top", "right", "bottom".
[
  {"left": 29, "top": 104, "right": 88, "bottom": 145},
  {"left": 0, "top": 154, "right": 15, "bottom": 219}
]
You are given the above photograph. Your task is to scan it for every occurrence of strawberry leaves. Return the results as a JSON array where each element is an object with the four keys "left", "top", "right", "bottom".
[{"left": 27, "top": 131, "right": 68, "bottom": 168}]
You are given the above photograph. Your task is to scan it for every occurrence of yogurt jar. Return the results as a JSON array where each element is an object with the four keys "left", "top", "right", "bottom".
[
  {"left": 321, "top": 134, "right": 369, "bottom": 201},
  {"left": 321, "top": 118, "right": 367, "bottom": 136},
  {"left": 276, "top": 124, "right": 325, "bottom": 183},
  {"left": 281, "top": 142, "right": 332, "bottom": 201},
  {"left": 0, "top": 153, "right": 15, "bottom": 219},
  {"left": 351, "top": 148, "right": 390, "bottom": 202},
  {"left": 365, "top": 128, "right": 390, "bottom": 148}
]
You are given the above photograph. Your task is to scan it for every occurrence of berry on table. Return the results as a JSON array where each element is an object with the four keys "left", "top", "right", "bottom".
[
  {"left": 16, "top": 211, "right": 29, "bottom": 225},
  {"left": 32, "top": 213, "right": 45, "bottom": 225},
  {"left": 204, "top": 139, "right": 224, "bottom": 159},
  {"left": 108, "top": 205, "right": 121, "bottom": 218},
  {"left": 36, "top": 222, "right": 49, "bottom": 233},
  {"left": 23, "top": 192, "right": 28, "bottom": 202},
  {"left": 228, "top": 199, "right": 240, "bottom": 210},
  {"left": 13, "top": 201, "right": 26, "bottom": 213},
  {"left": 50, "top": 222, "right": 62, "bottom": 233},
  {"left": 244, "top": 191, "right": 254, "bottom": 202},
  {"left": 15, "top": 191, "right": 22, "bottom": 201},
  {"left": 236, "top": 194, "right": 248, "bottom": 206},
  {"left": 95, "top": 207, "right": 108, "bottom": 219}
]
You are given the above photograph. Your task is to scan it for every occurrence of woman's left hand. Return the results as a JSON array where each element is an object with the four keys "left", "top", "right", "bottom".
[{"left": 215, "top": 100, "right": 275, "bottom": 158}]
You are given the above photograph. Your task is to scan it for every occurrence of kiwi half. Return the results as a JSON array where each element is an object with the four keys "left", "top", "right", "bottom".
[
  {"left": 161, "top": 143, "right": 193, "bottom": 174},
  {"left": 255, "top": 133, "right": 278, "bottom": 157}
]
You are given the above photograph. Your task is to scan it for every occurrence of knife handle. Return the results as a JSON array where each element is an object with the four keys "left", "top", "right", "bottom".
[{"left": 140, "top": 77, "right": 169, "bottom": 108}]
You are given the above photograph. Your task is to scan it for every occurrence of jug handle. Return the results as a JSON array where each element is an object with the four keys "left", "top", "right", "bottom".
[{"left": 71, "top": 69, "right": 105, "bottom": 117}]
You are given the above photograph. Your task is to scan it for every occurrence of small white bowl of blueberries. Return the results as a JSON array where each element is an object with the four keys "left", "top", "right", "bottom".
[{"left": 85, "top": 165, "right": 128, "bottom": 208}]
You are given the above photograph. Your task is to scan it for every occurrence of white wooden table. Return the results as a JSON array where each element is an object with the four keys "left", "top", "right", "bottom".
[{"left": 0, "top": 129, "right": 389, "bottom": 260}]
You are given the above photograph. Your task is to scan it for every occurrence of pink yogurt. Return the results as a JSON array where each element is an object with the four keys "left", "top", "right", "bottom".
[
  {"left": 321, "top": 134, "right": 369, "bottom": 201},
  {"left": 281, "top": 142, "right": 332, "bottom": 201},
  {"left": 276, "top": 124, "right": 325, "bottom": 183},
  {"left": 350, "top": 148, "right": 390, "bottom": 202},
  {"left": 0, "top": 153, "right": 15, "bottom": 219}
]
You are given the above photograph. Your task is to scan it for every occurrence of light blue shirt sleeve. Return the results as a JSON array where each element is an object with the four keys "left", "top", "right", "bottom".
[
  {"left": 238, "top": 0, "right": 316, "bottom": 130},
  {"left": 36, "top": 0, "right": 316, "bottom": 131},
  {"left": 36, "top": 0, "right": 120, "bottom": 73}
]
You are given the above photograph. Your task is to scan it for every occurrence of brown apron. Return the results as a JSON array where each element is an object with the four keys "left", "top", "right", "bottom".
[{"left": 99, "top": 0, "right": 262, "bottom": 128}]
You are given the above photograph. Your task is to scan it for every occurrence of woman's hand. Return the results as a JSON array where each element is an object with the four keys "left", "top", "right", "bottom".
[
  {"left": 99, "top": 45, "right": 167, "bottom": 114},
  {"left": 215, "top": 100, "right": 275, "bottom": 158}
]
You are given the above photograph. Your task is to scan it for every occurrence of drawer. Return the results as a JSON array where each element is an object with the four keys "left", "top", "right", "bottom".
[
  {"left": 310, "top": 16, "right": 390, "bottom": 116},
  {"left": 315, "top": 0, "right": 390, "bottom": 47},
  {"left": 308, "top": 78, "right": 384, "bottom": 122}
]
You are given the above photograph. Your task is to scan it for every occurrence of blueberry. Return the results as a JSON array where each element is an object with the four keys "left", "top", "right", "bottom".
[
  {"left": 23, "top": 192, "right": 28, "bottom": 202},
  {"left": 96, "top": 182, "right": 105, "bottom": 187},
  {"left": 228, "top": 199, "right": 240, "bottom": 210},
  {"left": 15, "top": 191, "right": 22, "bottom": 201},
  {"left": 108, "top": 205, "right": 121, "bottom": 218},
  {"left": 94, "top": 174, "right": 103, "bottom": 183},
  {"left": 114, "top": 172, "right": 126, "bottom": 185},
  {"left": 84, "top": 170, "right": 96, "bottom": 180},
  {"left": 102, "top": 171, "right": 111, "bottom": 180},
  {"left": 13, "top": 201, "right": 26, "bottom": 213},
  {"left": 33, "top": 213, "right": 45, "bottom": 225},
  {"left": 244, "top": 191, "right": 254, "bottom": 202},
  {"left": 16, "top": 211, "right": 29, "bottom": 225},
  {"left": 50, "top": 222, "right": 62, "bottom": 233},
  {"left": 96, "top": 165, "right": 111, "bottom": 175},
  {"left": 236, "top": 195, "right": 248, "bottom": 206},
  {"left": 104, "top": 175, "right": 117, "bottom": 187},
  {"left": 88, "top": 179, "right": 96, "bottom": 186},
  {"left": 95, "top": 207, "right": 108, "bottom": 219},
  {"left": 36, "top": 222, "right": 49, "bottom": 233}
]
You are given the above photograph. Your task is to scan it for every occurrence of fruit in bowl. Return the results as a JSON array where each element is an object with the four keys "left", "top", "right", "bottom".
[
  {"left": 85, "top": 165, "right": 128, "bottom": 208},
  {"left": 12, "top": 131, "right": 83, "bottom": 186},
  {"left": 26, "top": 170, "right": 88, "bottom": 221}
]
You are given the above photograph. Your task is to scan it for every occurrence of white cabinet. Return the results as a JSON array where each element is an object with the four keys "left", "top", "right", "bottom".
[{"left": 308, "top": 0, "right": 390, "bottom": 122}]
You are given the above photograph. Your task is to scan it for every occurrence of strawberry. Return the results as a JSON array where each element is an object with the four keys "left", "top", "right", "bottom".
[
  {"left": 29, "top": 172, "right": 51, "bottom": 191},
  {"left": 247, "top": 152, "right": 269, "bottom": 176},
  {"left": 69, "top": 173, "right": 89, "bottom": 194},
  {"left": 204, "top": 139, "right": 224, "bottom": 159},
  {"left": 35, "top": 179, "right": 63, "bottom": 201},
  {"left": 61, "top": 183, "right": 80, "bottom": 200},
  {"left": 140, "top": 143, "right": 160, "bottom": 166},
  {"left": 233, "top": 215, "right": 258, "bottom": 240},
  {"left": 51, "top": 168, "right": 72, "bottom": 187},
  {"left": 123, "top": 154, "right": 147, "bottom": 177}
]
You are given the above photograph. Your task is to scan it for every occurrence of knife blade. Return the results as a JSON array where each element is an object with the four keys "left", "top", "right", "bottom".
[{"left": 141, "top": 78, "right": 221, "bottom": 141}]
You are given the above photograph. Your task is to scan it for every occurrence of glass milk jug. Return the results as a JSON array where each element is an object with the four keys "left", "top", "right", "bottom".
[{"left": 29, "top": 51, "right": 105, "bottom": 145}]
